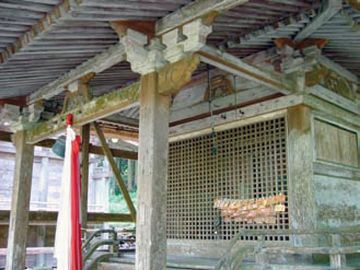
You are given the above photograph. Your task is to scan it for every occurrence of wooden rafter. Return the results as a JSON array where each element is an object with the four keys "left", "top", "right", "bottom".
[
  {"left": 155, "top": 0, "right": 249, "bottom": 35},
  {"left": 294, "top": 0, "right": 342, "bottom": 41},
  {"left": 26, "top": 0, "right": 251, "bottom": 104},
  {"left": 28, "top": 43, "right": 126, "bottom": 104},
  {"left": 0, "top": 0, "right": 81, "bottom": 65}
]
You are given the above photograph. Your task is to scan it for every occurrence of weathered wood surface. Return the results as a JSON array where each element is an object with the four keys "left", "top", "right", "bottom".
[
  {"left": 26, "top": 82, "right": 140, "bottom": 144},
  {"left": 136, "top": 72, "right": 171, "bottom": 270},
  {"left": 80, "top": 124, "right": 90, "bottom": 228},
  {"left": 0, "top": 131, "right": 138, "bottom": 160},
  {"left": 155, "top": 0, "right": 249, "bottom": 35},
  {"left": 170, "top": 95, "right": 302, "bottom": 141},
  {"left": 28, "top": 43, "right": 126, "bottom": 103},
  {"left": 197, "top": 46, "right": 295, "bottom": 94},
  {"left": 307, "top": 85, "right": 359, "bottom": 115},
  {"left": 294, "top": 0, "right": 342, "bottom": 41},
  {"left": 5, "top": 130, "right": 34, "bottom": 270},
  {"left": 0, "top": 210, "right": 133, "bottom": 226},
  {"left": 303, "top": 94, "right": 360, "bottom": 127},
  {"left": 93, "top": 122, "right": 137, "bottom": 222},
  {"left": 287, "top": 106, "right": 317, "bottom": 246},
  {"left": 314, "top": 119, "right": 358, "bottom": 167},
  {"left": 24, "top": 0, "right": 252, "bottom": 103}
]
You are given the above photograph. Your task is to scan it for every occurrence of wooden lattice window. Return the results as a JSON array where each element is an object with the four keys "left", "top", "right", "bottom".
[{"left": 167, "top": 117, "right": 289, "bottom": 241}]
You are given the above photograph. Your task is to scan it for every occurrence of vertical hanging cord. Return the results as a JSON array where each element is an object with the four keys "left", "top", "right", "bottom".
[
  {"left": 207, "top": 65, "right": 217, "bottom": 156},
  {"left": 233, "top": 75, "right": 238, "bottom": 119}
]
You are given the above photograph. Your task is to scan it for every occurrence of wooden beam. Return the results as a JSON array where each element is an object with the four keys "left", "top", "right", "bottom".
[
  {"left": 0, "top": 130, "right": 138, "bottom": 159},
  {"left": 0, "top": 210, "right": 133, "bottom": 226},
  {"left": 136, "top": 72, "right": 171, "bottom": 270},
  {"left": 294, "top": 0, "right": 342, "bottom": 42},
  {"left": 170, "top": 85, "right": 279, "bottom": 124},
  {"left": 155, "top": 0, "right": 249, "bottom": 35},
  {"left": 89, "top": 144, "right": 137, "bottom": 160},
  {"left": 0, "top": 0, "right": 97, "bottom": 66},
  {"left": 197, "top": 45, "right": 295, "bottom": 94},
  {"left": 25, "top": 82, "right": 140, "bottom": 144},
  {"left": 93, "top": 122, "right": 137, "bottom": 222},
  {"left": 6, "top": 130, "right": 34, "bottom": 270},
  {"left": 80, "top": 124, "right": 90, "bottom": 228},
  {"left": 28, "top": 43, "right": 126, "bottom": 104},
  {"left": 170, "top": 94, "right": 303, "bottom": 141}
]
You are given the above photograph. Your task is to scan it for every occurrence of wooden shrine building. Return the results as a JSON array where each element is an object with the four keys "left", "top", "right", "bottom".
[{"left": 0, "top": 0, "right": 359, "bottom": 269}]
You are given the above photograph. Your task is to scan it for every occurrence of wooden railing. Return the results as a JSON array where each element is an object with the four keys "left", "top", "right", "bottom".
[{"left": 215, "top": 227, "right": 360, "bottom": 270}]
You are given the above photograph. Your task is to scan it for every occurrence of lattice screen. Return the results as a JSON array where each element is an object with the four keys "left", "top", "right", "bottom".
[{"left": 167, "top": 117, "right": 289, "bottom": 241}]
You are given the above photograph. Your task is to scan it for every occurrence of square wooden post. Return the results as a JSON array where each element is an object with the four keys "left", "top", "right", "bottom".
[
  {"left": 287, "top": 105, "right": 317, "bottom": 246},
  {"left": 6, "top": 130, "right": 34, "bottom": 270},
  {"left": 81, "top": 124, "right": 90, "bottom": 228},
  {"left": 136, "top": 72, "right": 171, "bottom": 270}
]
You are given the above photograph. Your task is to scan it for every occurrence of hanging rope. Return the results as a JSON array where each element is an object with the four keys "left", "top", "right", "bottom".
[{"left": 207, "top": 65, "right": 218, "bottom": 156}]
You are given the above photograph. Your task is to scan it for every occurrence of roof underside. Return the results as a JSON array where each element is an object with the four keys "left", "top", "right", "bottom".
[{"left": 0, "top": 0, "right": 358, "bottom": 100}]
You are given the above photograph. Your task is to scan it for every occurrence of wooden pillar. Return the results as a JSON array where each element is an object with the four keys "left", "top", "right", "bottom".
[
  {"left": 6, "top": 130, "right": 35, "bottom": 270},
  {"left": 127, "top": 159, "right": 136, "bottom": 191},
  {"left": 136, "top": 72, "right": 171, "bottom": 270},
  {"left": 81, "top": 124, "right": 90, "bottom": 228},
  {"left": 36, "top": 156, "right": 49, "bottom": 266},
  {"left": 287, "top": 105, "right": 317, "bottom": 246}
]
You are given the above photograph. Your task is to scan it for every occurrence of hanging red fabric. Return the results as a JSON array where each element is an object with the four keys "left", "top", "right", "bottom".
[
  {"left": 67, "top": 113, "right": 82, "bottom": 270},
  {"left": 70, "top": 135, "right": 82, "bottom": 270},
  {"left": 54, "top": 114, "right": 82, "bottom": 270}
]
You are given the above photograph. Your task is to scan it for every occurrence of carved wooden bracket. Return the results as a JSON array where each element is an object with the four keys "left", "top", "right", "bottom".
[
  {"left": 305, "top": 64, "right": 356, "bottom": 100},
  {"left": 62, "top": 77, "right": 93, "bottom": 114},
  {"left": 158, "top": 54, "right": 200, "bottom": 95}
]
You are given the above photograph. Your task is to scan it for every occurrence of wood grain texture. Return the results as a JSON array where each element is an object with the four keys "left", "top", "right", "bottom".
[
  {"left": 314, "top": 119, "right": 359, "bottom": 167},
  {"left": 5, "top": 130, "right": 34, "bottom": 270}
]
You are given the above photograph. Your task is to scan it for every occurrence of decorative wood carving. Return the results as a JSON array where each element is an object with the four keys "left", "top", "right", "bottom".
[
  {"left": 305, "top": 64, "right": 356, "bottom": 100},
  {"left": 158, "top": 54, "right": 200, "bottom": 95},
  {"left": 61, "top": 77, "right": 93, "bottom": 114}
]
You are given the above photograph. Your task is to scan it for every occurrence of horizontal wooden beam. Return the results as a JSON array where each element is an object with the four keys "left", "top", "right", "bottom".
[
  {"left": 26, "top": 82, "right": 140, "bottom": 144},
  {"left": 0, "top": 131, "right": 138, "bottom": 160},
  {"left": 170, "top": 94, "right": 304, "bottom": 141},
  {"left": 28, "top": 43, "right": 126, "bottom": 104},
  {"left": 0, "top": 210, "right": 134, "bottom": 226},
  {"left": 197, "top": 45, "right": 295, "bottom": 94},
  {"left": 155, "top": 0, "right": 249, "bottom": 35},
  {"left": 0, "top": 0, "right": 75, "bottom": 65}
]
